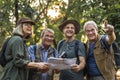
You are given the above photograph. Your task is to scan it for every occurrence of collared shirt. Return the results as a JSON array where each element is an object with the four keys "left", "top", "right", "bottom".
[
  {"left": 28, "top": 44, "right": 59, "bottom": 80},
  {"left": 88, "top": 42, "right": 101, "bottom": 76},
  {"left": 88, "top": 35, "right": 108, "bottom": 76},
  {"left": 41, "top": 46, "right": 50, "bottom": 80}
]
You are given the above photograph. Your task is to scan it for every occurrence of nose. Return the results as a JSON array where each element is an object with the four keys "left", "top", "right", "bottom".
[{"left": 89, "top": 31, "right": 93, "bottom": 34}]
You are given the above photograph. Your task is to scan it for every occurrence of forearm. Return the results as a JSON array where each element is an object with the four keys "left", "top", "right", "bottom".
[
  {"left": 27, "top": 62, "right": 39, "bottom": 68},
  {"left": 107, "top": 31, "right": 116, "bottom": 44},
  {"left": 78, "top": 56, "right": 86, "bottom": 70}
]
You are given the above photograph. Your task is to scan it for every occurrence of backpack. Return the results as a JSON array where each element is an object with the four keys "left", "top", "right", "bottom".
[
  {"left": 58, "top": 39, "right": 87, "bottom": 75},
  {"left": 100, "top": 37, "right": 120, "bottom": 69},
  {"left": 58, "top": 39, "right": 82, "bottom": 64},
  {"left": 0, "top": 37, "right": 11, "bottom": 67}
]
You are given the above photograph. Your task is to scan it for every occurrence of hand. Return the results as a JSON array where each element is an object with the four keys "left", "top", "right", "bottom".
[
  {"left": 71, "top": 64, "right": 81, "bottom": 72},
  {"left": 104, "top": 20, "right": 114, "bottom": 34},
  {"left": 116, "top": 69, "right": 120, "bottom": 80},
  {"left": 38, "top": 62, "right": 50, "bottom": 73},
  {"left": 54, "top": 69, "right": 60, "bottom": 74}
]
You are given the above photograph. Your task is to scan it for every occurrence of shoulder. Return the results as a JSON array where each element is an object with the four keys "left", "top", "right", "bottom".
[
  {"left": 8, "top": 35, "right": 23, "bottom": 45},
  {"left": 58, "top": 39, "right": 66, "bottom": 47},
  {"left": 74, "top": 39, "right": 86, "bottom": 49},
  {"left": 11, "top": 35, "right": 23, "bottom": 42},
  {"left": 28, "top": 45, "right": 36, "bottom": 54},
  {"left": 101, "top": 35, "right": 107, "bottom": 40},
  {"left": 28, "top": 45, "right": 36, "bottom": 50},
  {"left": 58, "top": 40, "right": 65, "bottom": 44},
  {"left": 74, "top": 39, "right": 84, "bottom": 45},
  {"left": 52, "top": 47, "right": 57, "bottom": 51}
]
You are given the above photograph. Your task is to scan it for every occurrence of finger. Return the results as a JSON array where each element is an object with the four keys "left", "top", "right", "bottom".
[
  {"left": 44, "top": 63, "right": 50, "bottom": 66},
  {"left": 104, "top": 20, "right": 108, "bottom": 28}
]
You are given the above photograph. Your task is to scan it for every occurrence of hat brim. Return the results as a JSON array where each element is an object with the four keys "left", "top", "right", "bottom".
[
  {"left": 58, "top": 20, "right": 80, "bottom": 34},
  {"left": 21, "top": 20, "right": 35, "bottom": 25}
]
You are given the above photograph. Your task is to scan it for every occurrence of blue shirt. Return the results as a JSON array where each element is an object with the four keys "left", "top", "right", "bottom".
[
  {"left": 88, "top": 35, "right": 109, "bottom": 76},
  {"left": 88, "top": 42, "right": 101, "bottom": 76},
  {"left": 28, "top": 45, "right": 58, "bottom": 80},
  {"left": 41, "top": 47, "right": 50, "bottom": 80}
]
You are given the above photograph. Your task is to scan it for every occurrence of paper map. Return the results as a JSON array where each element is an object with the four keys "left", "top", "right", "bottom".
[{"left": 48, "top": 57, "right": 76, "bottom": 70}]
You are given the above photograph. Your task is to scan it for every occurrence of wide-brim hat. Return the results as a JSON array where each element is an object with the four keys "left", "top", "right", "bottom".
[
  {"left": 17, "top": 17, "right": 35, "bottom": 25},
  {"left": 58, "top": 20, "right": 80, "bottom": 34}
]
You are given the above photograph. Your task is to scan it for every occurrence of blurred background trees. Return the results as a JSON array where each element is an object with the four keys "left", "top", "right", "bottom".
[{"left": 0, "top": 0, "right": 120, "bottom": 46}]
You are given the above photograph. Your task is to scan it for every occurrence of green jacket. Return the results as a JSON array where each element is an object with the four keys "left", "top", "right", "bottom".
[
  {"left": 0, "top": 35, "right": 30, "bottom": 80},
  {"left": 86, "top": 35, "right": 116, "bottom": 80}
]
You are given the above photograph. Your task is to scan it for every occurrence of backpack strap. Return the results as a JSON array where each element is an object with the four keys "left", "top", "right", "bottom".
[
  {"left": 0, "top": 37, "right": 12, "bottom": 67},
  {"left": 74, "top": 40, "right": 80, "bottom": 64},
  {"left": 57, "top": 40, "right": 65, "bottom": 52},
  {"left": 58, "top": 39, "right": 84, "bottom": 64},
  {"left": 52, "top": 48, "right": 58, "bottom": 57},
  {"left": 100, "top": 36, "right": 111, "bottom": 53}
]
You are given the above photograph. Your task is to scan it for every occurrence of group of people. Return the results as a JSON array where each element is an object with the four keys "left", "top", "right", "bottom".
[{"left": 0, "top": 17, "right": 117, "bottom": 80}]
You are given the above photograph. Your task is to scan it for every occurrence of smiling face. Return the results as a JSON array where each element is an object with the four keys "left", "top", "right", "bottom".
[
  {"left": 22, "top": 23, "right": 33, "bottom": 37},
  {"left": 42, "top": 30, "right": 54, "bottom": 48},
  {"left": 85, "top": 24, "right": 98, "bottom": 42},
  {"left": 63, "top": 23, "right": 75, "bottom": 39}
]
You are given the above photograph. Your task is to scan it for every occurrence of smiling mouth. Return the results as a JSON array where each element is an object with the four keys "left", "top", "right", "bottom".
[{"left": 67, "top": 31, "right": 73, "bottom": 33}]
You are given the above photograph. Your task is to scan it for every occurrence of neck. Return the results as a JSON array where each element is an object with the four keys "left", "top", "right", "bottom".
[
  {"left": 43, "top": 44, "right": 50, "bottom": 50},
  {"left": 89, "top": 37, "right": 98, "bottom": 43},
  {"left": 66, "top": 37, "right": 75, "bottom": 42}
]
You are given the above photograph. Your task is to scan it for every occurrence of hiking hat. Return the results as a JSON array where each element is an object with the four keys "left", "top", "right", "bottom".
[
  {"left": 17, "top": 17, "right": 35, "bottom": 25},
  {"left": 58, "top": 20, "right": 80, "bottom": 34}
]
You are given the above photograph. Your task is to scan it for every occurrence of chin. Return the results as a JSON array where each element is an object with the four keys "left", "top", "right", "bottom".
[{"left": 27, "top": 31, "right": 32, "bottom": 34}]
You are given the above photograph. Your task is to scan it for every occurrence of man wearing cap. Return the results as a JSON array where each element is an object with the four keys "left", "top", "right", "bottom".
[
  {"left": 83, "top": 21, "right": 116, "bottom": 80},
  {"left": 57, "top": 20, "right": 86, "bottom": 80},
  {"left": 0, "top": 17, "right": 50, "bottom": 80}
]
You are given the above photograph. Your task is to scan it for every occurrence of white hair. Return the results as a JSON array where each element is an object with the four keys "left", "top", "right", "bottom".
[
  {"left": 83, "top": 21, "right": 98, "bottom": 30},
  {"left": 41, "top": 28, "right": 54, "bottom": 37},
  {"left": 12, "top": 24, "right": 23, "bottom": 36}
]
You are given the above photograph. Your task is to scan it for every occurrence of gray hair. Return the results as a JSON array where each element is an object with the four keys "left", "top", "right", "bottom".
[
  {"left": 41, "top": 28, "right": 55, "bottom": 37},
  {"left": 12, "top": 24, "right": 24, "bottom": 36},
  {"left": 83, "top": 21, "right": 98, "bottom": 30}
]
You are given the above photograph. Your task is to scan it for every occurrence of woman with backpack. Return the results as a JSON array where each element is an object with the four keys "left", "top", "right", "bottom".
[{"left": 0, "top": 17, "right": 50, "bottom": 80}]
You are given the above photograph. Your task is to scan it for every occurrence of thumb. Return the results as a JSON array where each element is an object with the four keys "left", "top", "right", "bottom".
[{"left": 104, "top": 20, "right": 108, "bottom": 28}]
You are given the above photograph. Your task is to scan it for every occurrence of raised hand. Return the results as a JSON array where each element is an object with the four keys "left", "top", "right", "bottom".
[{"left": 104, "top": 20, "right": 114, "bottom": 35}]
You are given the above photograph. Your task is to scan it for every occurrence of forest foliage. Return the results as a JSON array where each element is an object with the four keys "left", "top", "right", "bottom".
[{"left": 0, "top": 0, "right": 120, "bottom": 48}]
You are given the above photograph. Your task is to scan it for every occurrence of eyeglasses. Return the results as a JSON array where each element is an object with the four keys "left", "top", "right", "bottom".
[
  {"left": 44, "top": 35, "right": 54, "bottom": 39},
  {"left": 85, "top": 29, "right": 95, "bottom": 33}
]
